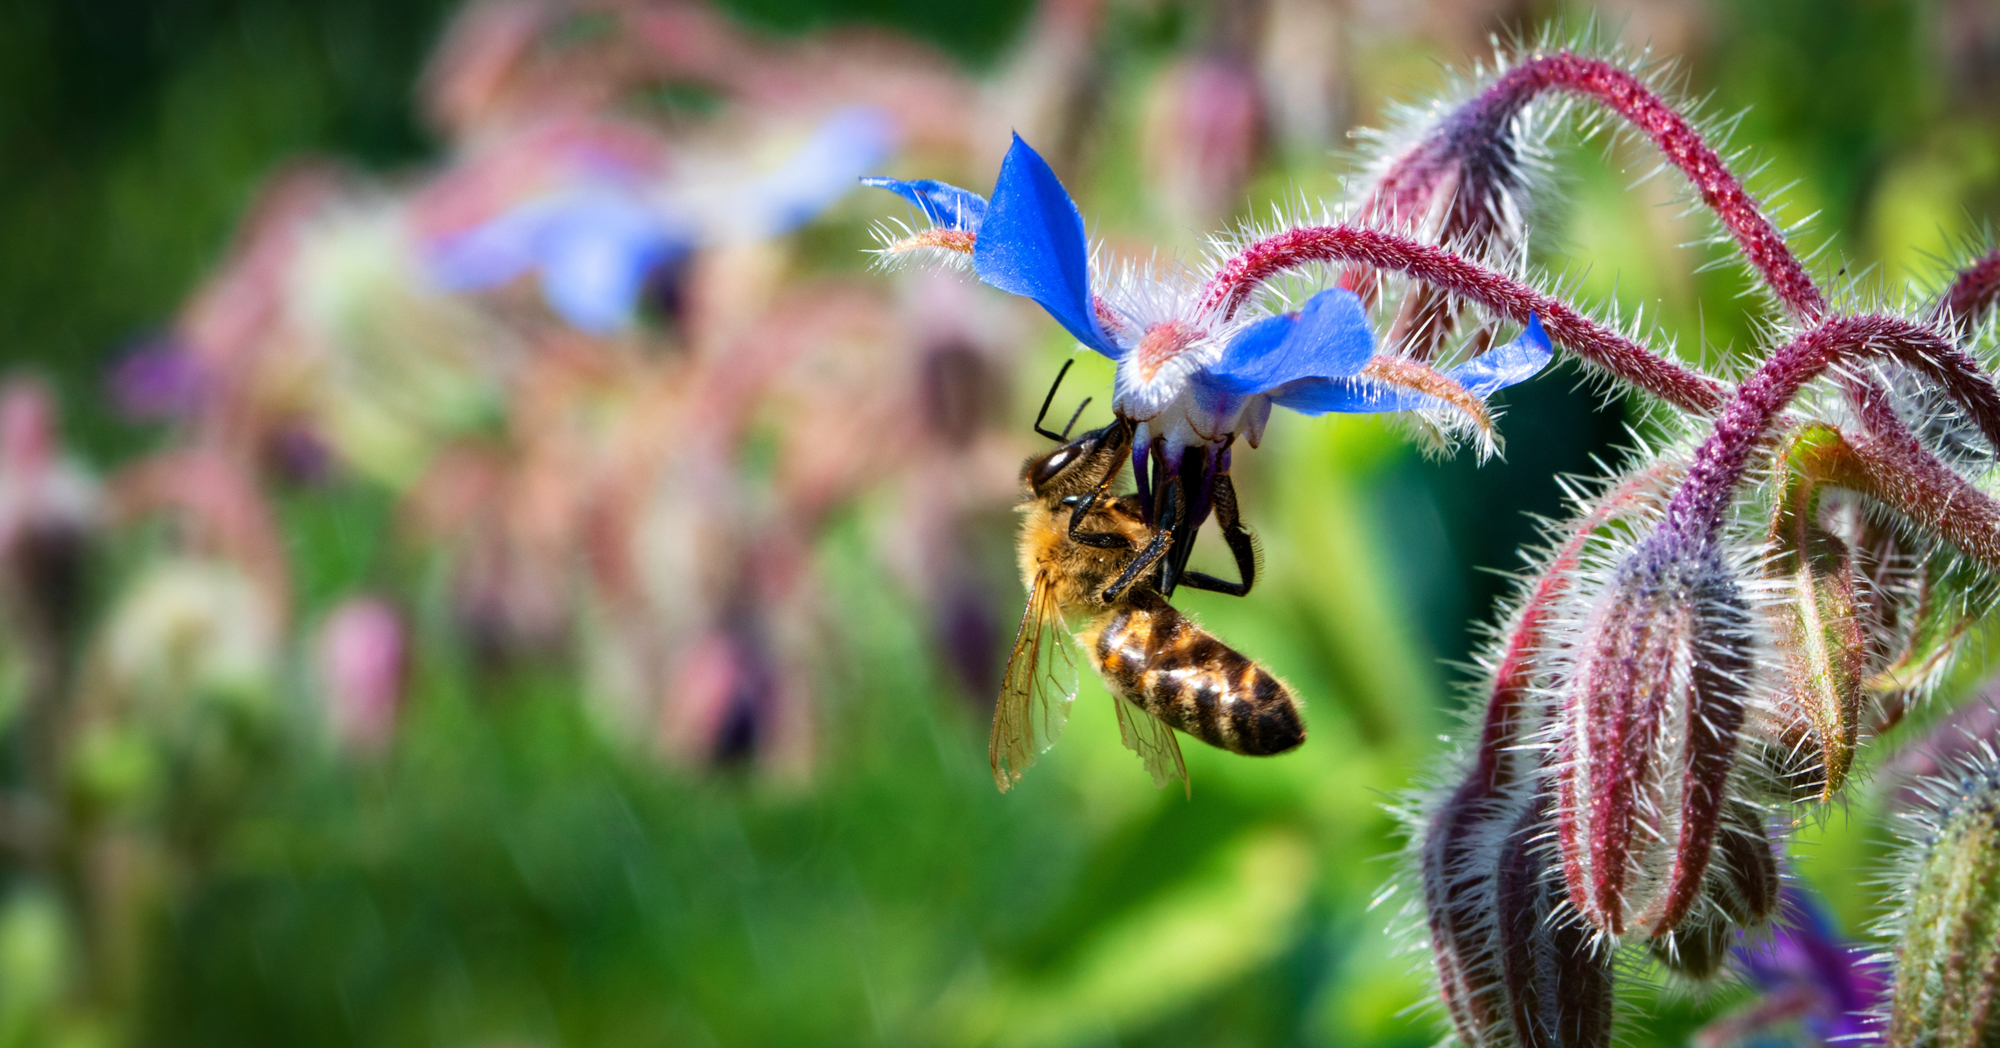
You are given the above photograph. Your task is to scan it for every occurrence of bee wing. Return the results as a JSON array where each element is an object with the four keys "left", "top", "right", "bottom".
[
  {"left": 1113, "top": 695, "right": 1188, "bottom": 796},
  {"left": 990, "top": 570, "right": 1080, "bottom": 792}
]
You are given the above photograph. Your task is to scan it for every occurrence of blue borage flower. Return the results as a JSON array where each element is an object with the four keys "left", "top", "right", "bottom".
[
  {"left": 865, "top": 134, "right": 1552, "bottom": 466},
  {"left": 432, "top": 107, "right": 899, "bottom": 335}
]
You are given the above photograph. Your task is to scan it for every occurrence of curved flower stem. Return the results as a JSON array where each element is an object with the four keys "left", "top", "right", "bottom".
[
  {"left": 1259, "top": 52, "right": 1826, "bottom": 325},
  {"left": 1199, "top": 224, "right": 1726, "bottom": 414},
  {"left": 1470, "top": 54, "right": 1828, "bottom": 321},
  {"left": 1665, "top": 315, "right": 2000, "bottom": 544}
]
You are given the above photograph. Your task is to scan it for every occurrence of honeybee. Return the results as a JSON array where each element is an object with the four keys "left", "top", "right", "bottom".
[{"left": 993, "top": 369, "right": 1306, "bottom": 793}]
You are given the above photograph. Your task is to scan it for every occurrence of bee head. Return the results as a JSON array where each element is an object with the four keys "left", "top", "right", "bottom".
[
  {"left": 1020, "top": 359, "right": 1134, "bottom": 498},
  {"left": 1022, "top": 419, "right": 1130, "bottom": 498}
]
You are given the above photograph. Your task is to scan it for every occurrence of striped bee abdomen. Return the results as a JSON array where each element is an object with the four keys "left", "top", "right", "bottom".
[{"left": 1088, "top": 593, "right": 1305, "bottom": 756}]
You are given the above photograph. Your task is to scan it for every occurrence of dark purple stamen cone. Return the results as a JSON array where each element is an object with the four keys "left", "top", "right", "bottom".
[
  {"left": 1556, "top": 535, "right": 1754, "bottom": 939},
  {"left": 1495, "top": 797, "right": 1615, "bottom": 1048}
]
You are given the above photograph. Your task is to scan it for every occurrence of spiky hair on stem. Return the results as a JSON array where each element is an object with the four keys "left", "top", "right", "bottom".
[
  {"left": 1201, "top": 214, "right": 1725, "bottom": 418},
  {"left": 1872, "top": 735, "right": 2000, "bottom": 1048},
  {"left": 867, "top": 216, "right": 978, "bottom": 273},
  {"left": 1531, "top": 305, "right": 2000, "bottom": 939},
  {"left": 1329, "top": 22, "right": 1832, "bottom": 371},
  {"left": 1924, "top": 225, "right": 2000, "bottom": 336}
]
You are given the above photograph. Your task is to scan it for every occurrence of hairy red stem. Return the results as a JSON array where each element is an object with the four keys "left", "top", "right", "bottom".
[
  {"left": 1666, "top": 315, "right": 2000, "bottom": 543},
  {"left": 1200, "top": 224, "right": 1725, "bottom": 414},
  {"left": 1795, "top": 423, "right": 2000, "bottom": 572},
  {"left": 1222, "top": 53, "right": 1826, "bottom": 327},
  {"left": 1477, "top": 54, "right": 1827, "bottom": 320}
]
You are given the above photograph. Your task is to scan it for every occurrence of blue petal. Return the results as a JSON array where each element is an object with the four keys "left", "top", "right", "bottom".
[
  {"left": 971, "top": 135, "right": 1120, "bottom": 358},
  {"left": 541, "top": 232, "right": 684, "bottom": 335},
  {"left": 1266, "top": 375, "right": 1407, "bottom": 415},
  {"left": 1205, "top": 288, "right": 1375, "bottom": 395},
  {"left": 1447, "top": 312, "right": 1553, "bottom": 398},
  {"left": 860, "top": 177, "right": 987, "bottom": 231},
  {"left": 740, "top": 106, "right": 901, "bottom": 238},
  {"left": 1271, "top": 313, "right": 1552, "bottom": 415}
]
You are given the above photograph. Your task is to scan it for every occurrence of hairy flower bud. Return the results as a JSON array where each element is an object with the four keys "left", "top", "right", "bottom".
[
  {"left": 1554, "top": 536, "right": 1756, "bottom": 939},
  {"left": 316, "top": 597, "right": 407, "bottom": 752},
  {"left": 1765, "top": 518, "right": 1866, "bottom": 802},
  {"left": 1884, "top": 745, "right": 2000, "bottom": 1048},
  {"left": 1420, "top": 784, "right": 1614, "bottom": 1048},
  {"left": 1140, "top": 56, "right": 1263, "bottom": 229},
  {"left": 1494, "top": 797, "right": 1615, "bottom": 1048},
  {"left": 1422, "top": 777, "right": 1514, "bottom": 1045},
  {"left": 1649, "top": 801, "right": 1780, "bottom": 980}
]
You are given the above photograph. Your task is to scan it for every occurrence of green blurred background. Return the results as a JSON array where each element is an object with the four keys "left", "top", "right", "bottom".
[{"left": 2, "top": 0, "right": 1998, "bottom": 1045}]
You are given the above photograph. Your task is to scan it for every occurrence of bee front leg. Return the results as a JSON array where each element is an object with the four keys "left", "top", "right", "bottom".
[
  {"left": 1179, "top": 472, "right": 1256, "bottom": 598},
  {"left": 1102, "top": 477, "right": 1179, "bottom": 601},
  {"left": 1063, "top": 463, "right": 1129, "bottom": 550}
]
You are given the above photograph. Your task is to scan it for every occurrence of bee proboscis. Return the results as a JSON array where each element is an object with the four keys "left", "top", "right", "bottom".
[{"left": 992, "top": 372, "right": 1306, "bottom": 793}]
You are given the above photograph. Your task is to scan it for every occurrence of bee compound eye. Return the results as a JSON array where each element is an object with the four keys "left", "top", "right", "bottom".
[{"left": 1030, "top": 445, "right": 1078, "bottom": 489}]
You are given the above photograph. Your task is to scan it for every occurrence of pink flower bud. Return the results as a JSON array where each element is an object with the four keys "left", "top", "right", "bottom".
[
  {"left": 0, "top": 379, "right": 99, "bottom": 651},
  {"left": 1554, "top": 538, "right": 1755, "bottom": 940},
  {"left": 317, "top": 597, "right": 407, "bottom": 752},
  {"left": 1140, "top": 56, "right": 1264, "bottom": 228}
]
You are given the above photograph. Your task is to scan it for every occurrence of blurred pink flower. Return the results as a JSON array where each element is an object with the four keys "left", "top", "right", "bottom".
[
  {"left": 317, "top": 597, "right": 408, "bottom": 752},
  {"left": 1142, "top": 56, "right": 1265, "bottom": 227}
]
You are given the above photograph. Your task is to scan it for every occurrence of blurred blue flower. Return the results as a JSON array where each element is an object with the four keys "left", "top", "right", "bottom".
[
  {"left": 866, "top": 135, "right": 1550, "bottom": 461},
  {"left": 432, "top": 106, "right": 898, "bottom": 335},
  {"left": 1699, "top": 887, "right": 1884, "bottom": 1048}
]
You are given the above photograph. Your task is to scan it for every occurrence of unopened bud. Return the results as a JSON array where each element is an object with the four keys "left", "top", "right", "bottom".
[
  {"left": 1763, "top": 470, "right": 1866, "bottom": 802},
  {"left": 1420, "top": 783, "right": 1614, "bottom": 1048},
  {"left": 1555, "top": 537, "right": 1756, "bottom": 939},
  {"left": 1342, "top": 71, "right": 1537, "bottom": 362},
  {"left": 1495, "top": 796, "right": 1615, "bottom": 1048},
  {"left": 1421, "top": 776, "right": 1511, "bottom": 1045},
  {"left": 1885, "top": 745, "right": 2000, "bottom": 1048},
  {"left": 1140, "top": 56, "right": 1263, "bottom": 228},
  {"left": 1649, "top": 801, "right": 1780, "bottom": 981}
]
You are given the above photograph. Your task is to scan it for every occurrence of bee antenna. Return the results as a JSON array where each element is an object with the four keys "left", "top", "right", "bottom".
[
  {"left": 1032, "top": 359, "right": 1077, "bottom": 442},
  {"left": 1060, "top": 397, "right": 1092, "bottom": 440}
]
